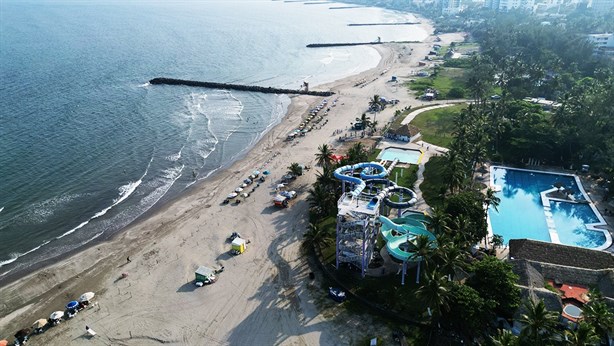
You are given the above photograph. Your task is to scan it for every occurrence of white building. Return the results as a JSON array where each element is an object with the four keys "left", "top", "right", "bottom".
[
  {"left": 488, "top": 0, "right": 535, "bottom": 10},
  {"left": 587, "top": 33, "right": 614, "bottom": 55}
]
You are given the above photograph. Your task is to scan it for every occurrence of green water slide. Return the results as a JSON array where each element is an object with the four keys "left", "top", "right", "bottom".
[{"left": 379, "top": 215, "right": 435, "bottom": 262}]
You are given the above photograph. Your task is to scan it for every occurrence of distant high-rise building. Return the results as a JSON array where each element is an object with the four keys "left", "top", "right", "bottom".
[
  {"left": 442, "top": 0, "right": 464, "bottom": 14},
  {"left": 589, "top": 0, "right": 614, "bottom": 10},
  {"left": 587, "top": 33, "right": 614, "bottom": 55},
  {"left": 498, "top": 0, "right": 535, "bottom": 10}
]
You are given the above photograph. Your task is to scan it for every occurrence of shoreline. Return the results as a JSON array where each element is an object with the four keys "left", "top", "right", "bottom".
[{"left": 0, "top": 15, "right": 456, "bottom": 344}]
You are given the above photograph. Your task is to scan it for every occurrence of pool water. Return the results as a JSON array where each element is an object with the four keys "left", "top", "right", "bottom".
[
  {"left": 489, "top": 167, "right": 606, "bottom": 249},
  {"left": 377, "top": 147, "right": 422, "bottom": 164},
  {"left": 563, "top": 304, "right": 582, "bottom": 319}
]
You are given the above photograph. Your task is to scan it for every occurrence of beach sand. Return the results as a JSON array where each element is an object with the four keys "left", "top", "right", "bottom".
[{"left": 0, "top": 19, "right": 465, "bottom": 345}]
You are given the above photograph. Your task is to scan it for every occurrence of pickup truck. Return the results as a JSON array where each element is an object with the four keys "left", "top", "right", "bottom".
[{"left": 273, "top": 190, "right": 297, "bottom": 207}]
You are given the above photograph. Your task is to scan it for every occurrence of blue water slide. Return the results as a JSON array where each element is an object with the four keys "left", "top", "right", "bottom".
[
  {"left": 334, "top": 162, "right": 387, "bottom": 197},
  {"left": 358, "top": 162, "right": 387, "bottom": 180}
]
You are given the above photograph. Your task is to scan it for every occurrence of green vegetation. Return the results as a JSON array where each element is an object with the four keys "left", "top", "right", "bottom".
[
  {"left": 304, "top": 5, "right": 614, "bottom": 344},
  {"left": 367, "top": 148, "right": 381, "bottom": 162},
  {"left": 389, "top": 103, "right": 432, "bottom": 129},
  {"left": 389, "top": 165, "right": 418, "bottom": 190},
  {"left": 407, "top": 67, "right": 467, "bottom": 99},
  {"left": 411, "top": 104, "right": 466, "bottom": 148},
  {"left": 419, "top": 156, "right": 448, "bottom": 208}
]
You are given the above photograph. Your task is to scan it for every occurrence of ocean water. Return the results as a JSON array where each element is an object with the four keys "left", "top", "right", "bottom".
[{"left": 0, "top": 0, "right": 428, "bottom": 278}]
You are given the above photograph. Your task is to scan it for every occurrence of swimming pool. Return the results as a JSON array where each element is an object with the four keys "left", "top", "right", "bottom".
[
  {"left": 488, "top": 167, "right": 609, "bottom": 249},
  {"left": 377, "top": 147, "right": 423, "bottom": 164}
]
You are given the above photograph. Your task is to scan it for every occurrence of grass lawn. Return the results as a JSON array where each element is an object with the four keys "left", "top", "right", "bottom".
[
  {"left": 389, "top": 165, "right": 418, "bottom": 190},
  {"left": 407, "top": 68, "right": 467, "bottom": 99},
  {"left": 367, "top": 148, "right": 381, "bottom": 162},
  {"left": 411, "top": 104, "right": 465, "bottom": 148},
  {"left": 389, "top": 104, "right": 440, "bottom": 130},
  {"left": 419, "top": 155, "right": 448, "bottom": 208}
]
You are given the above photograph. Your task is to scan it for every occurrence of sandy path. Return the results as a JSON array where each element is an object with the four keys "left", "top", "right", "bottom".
[{"left": 0, "top": 19, "right": 466, "bottom": 345}]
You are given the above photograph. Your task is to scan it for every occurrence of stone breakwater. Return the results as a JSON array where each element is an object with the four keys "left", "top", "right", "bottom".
[
  {"left": 347, "top": 22, "right": 420, "bottom": 26},
  {"left": 306, "top": 41, "right": 419, "bottom": 48},
  {"left": 149, "top": 78, "right": 334, "bottom": 96},
  {"left": 306, "top": 42, "right": 383, "bottom": 48}
]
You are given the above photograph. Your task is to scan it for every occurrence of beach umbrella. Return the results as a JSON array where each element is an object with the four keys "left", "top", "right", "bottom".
[
  {"left": 1, "top": 339, "right": 9, "bottom": 346},
  {"left": 241, "top": 183, "right": 248, "bottom": 188},
  {"left": 263, "top": 170, "right": 270, "bottom": 175},
  {"left": 80, "top": 292, "right": 95, "bottom": 302},
  {"left": 227, "top": 192, "right": 238, "bottom": 199},
  {"left": 234, "top": 187, "right": 243, "bottom": 193},
  {"left": 32, "top": 319, "right": 48, "bottom": 329},
  {"left": 277, "top": 184, "right": 285, "bottom": 190},
  {"left": 50, "top": 311, "right": 64, "bottom": 320},
  {"left": 66, "top": 300, "right": 79, "bottom": 310},
  {"left": 252, "top": 170, "right": 260, "bottom": 176},
  {"left": 241, "top": 193, "right": 249, "bottom": 198}
]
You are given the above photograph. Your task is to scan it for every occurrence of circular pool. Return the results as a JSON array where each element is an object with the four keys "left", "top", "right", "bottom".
[{"left": 563, "top": 304, "right": 583, "bottom": 319}]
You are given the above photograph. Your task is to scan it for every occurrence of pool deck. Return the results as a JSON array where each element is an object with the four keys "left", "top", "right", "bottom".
[{"left": 487, "top": 165, "right": 613, "bottom": 252}]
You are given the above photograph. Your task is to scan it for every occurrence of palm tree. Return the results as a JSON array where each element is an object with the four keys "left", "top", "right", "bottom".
[
  {"left": 369, "top": 94, "right": 385, "bottom": 133},
  {"left": 307, "top": 184, "right": 336, "bottom": 218},
  {"left": 491, "top": 329, "right": 520, "bottom": 346},
  {"left": 563, "top": 322, "right": 600, "bottom": 346},
  {"left": 303, "top": 223, "right": 334, "bottom": 251},
  {"left": 315, "top": 165, "right": 336, "bottom": 190},
  {"left": 415, "top": 269, "right": 450, "bottom": 322},
  {"left": 315, "top": 144, "right": 333, "bottom": 169},
  {"left": 355, "top": 113, "right": 372, "bottom": 130},
  {"left": 408, "top": 234, "right": 435, "bottom": 284},
  {"left": 485, "top": 187, "right": 501, "bottom": 212},
  {"left": 445, "top": 151, "right": 468, "bottom": 193},
  {"left": 346, "top": 142, "right": 367, "bottom": 164},
  {"left": 491, "top": 234, "right": 504, "bottom": 250},
  {"left": 426, "top": 207, "right": 451, "bottom": 235},
  {"left": 518, "top": 299, "right": 560, "bottom": 345},
  {"left": 582, "top": 298, "right": 614, "bottom": 343},
  {"left": 434, "top": 242, "right": 465, "bottom": 281},
  {"left": 369, "top": 94, "right": 384, "bottom": 112},
  {"left": 287, "top": 162, "right": 303, "bottom": 177}
]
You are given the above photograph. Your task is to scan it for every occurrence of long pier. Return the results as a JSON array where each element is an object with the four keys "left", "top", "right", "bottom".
[{"left": 149, "top": 78, "right": 334, "bottom": 96}]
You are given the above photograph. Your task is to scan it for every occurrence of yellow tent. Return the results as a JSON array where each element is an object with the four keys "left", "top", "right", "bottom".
[{"left": 231, "top": 238, "right": 246, "bottom": 254}]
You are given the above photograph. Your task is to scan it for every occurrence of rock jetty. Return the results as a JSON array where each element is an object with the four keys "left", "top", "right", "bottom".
[
  {"left": 347, "top": 22, "right": 420, "bottom": 26},
  {"left": 149, "top": 78, "right": 334, "bottom": 96},
  {"left": 306, "top": 42, "right": 383, "bottom": 48},
  {"left": 306, "top": 40, "right": 420, "bottom": 48}
]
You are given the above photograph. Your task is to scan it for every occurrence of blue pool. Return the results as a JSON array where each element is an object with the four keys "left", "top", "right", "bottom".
[
  {"left": 489, "top": 167, "right": 607, "bottom": 249},
  {"left": 377, "top": 147, "right": 422, "bottom": 164}
]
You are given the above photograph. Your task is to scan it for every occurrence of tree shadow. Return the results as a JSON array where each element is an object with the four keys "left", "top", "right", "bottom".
[
  {"left": 176, "top": 281, "right": 199, "bottom": 293},
  {"left": 261, "top": 205, "right": 281, "bottom": 215},
  {"left": 226, "top": 203, "right": 339, "bottom": 345}
]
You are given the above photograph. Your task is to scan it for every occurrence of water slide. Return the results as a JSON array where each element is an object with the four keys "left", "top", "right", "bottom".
[
  {"left": 334, "top": 162, "right": 387, "bottom": 197},
  {"left": 376, "top": 186, "right": 418, "bottom": 209},
  {"left": 378, "top": 215, "right": 435, "bottom": 262}
]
